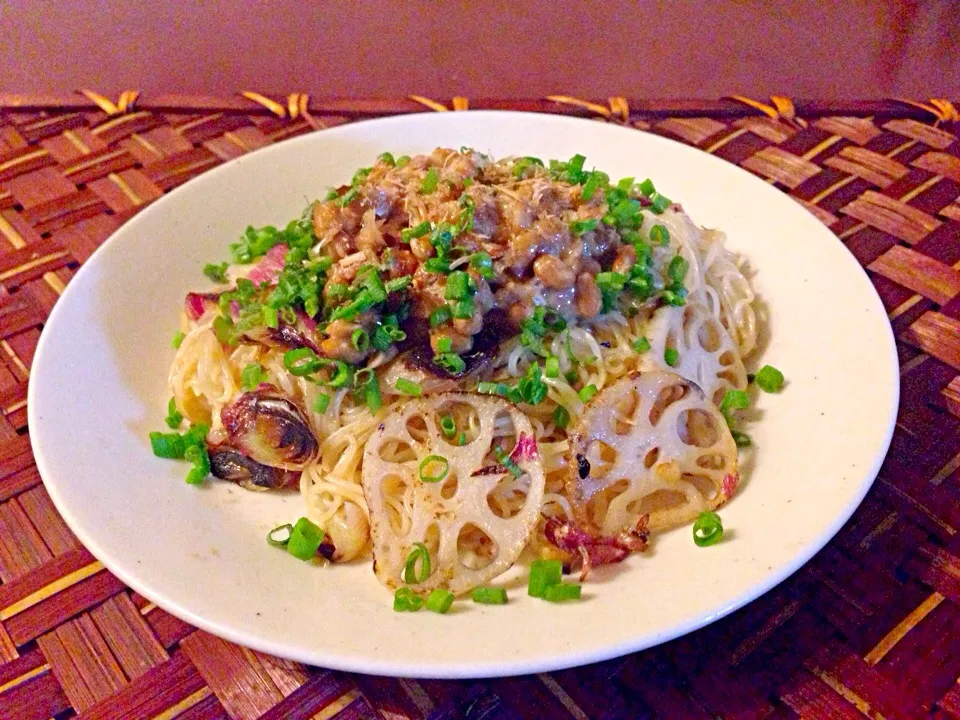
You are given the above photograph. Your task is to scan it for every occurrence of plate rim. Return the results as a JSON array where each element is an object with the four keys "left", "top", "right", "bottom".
[{"left": 28, "top": 110, "right": 900, "bottom": 678}]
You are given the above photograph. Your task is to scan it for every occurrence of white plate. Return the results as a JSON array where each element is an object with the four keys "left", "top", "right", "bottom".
[{"left": 29, "top": 112, "right": 898, "bottom": 678}]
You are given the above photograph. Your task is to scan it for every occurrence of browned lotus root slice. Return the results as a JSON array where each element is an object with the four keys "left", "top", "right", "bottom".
[
  {"left": 361, "top": 392, "right": 546, "bottom": 595},
  {"left": 567, "top": 371, "right": 738, "bottom": 535}
]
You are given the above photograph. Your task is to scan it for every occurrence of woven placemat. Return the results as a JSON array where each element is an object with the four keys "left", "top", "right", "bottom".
[{"left": 0, "top": 94, "right": 958, "bottom": 720}]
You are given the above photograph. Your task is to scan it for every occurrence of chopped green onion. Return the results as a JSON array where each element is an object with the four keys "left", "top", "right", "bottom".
[
  {"left": 595, "top": 272, "right": 627, "bottom": 293},
  {"left": 456, "top": 431, "right": 467, "bottom": 446},
  {"left": 150, "top": 431, "right": 185, "bottom": 459},
  {"left": 429, "top": 306, "right": 452, "bottom": 327},
  {"left": 351, "top": 167, "right": 371, "bottom": 186},
  {"left": 313, "top": 393, "right": 331, "bottom": 414},
  {"left": 664, "top": 348, "right": 679, "bottom": 367},
  {"left": 339, "top": 188, "right": 359, "bottom": 207},
  {"left": 451, "top": 298, "right": 475, "bottom": 319},
  {"left": 418, "top": 455, "right": 449, "bottom": 483},
  {"left": 385, "top": 275, "right": 412, "bottom": 293},
  {"left": 203, "top": 262, "right": 229, "bottom": 283},
  {"left": 693, "top": 511, "right": 724, "bottom": 547},
  {"left": 440, "top": 415, "right": 456, "bottom": 438},
  {"left": 325, "top": 360, "right": 351, "bottom": 388},
  {"left": 578, "top": 384, "right": 598, "bottom": 403},
  {"left": 552, "top": 405, "right": 570, "bottom": 430},
  {"left": 570, "top": 218, "right": 598, "bottom": 236},
  {"left": 494, "top": 446, "right": 522, "bottom": 478},
  {"left": 719, "top": 389, "right": 749, "bottom": 422},
  {"left": 436, "top": 336, "right": 452, "bottom": 353},
  {"left": 433, "top": 353, "right": 466, "bottom": 374},
  {"left": 212, "top": 315, "right": 236, "bottom": 345},
  {"left": 171, "top": 330, "right": 185, "bottom": 349},
  {"left": 351, "top": 328, "right": 370, "bottom": 353},
  {"left": 401, "top": 220, "right": 431, "bottom": 243},
  {"left": 262, "top": 305, "right": 279, "bottom": 328},
  {"left": 284, "top": 347, "right": 323, "bottom": 377},
  {"left": 477, "top": 381, "right": 511, "bottom": 397},
  {"left": 545, "top": 355, "right": 560, "bottom": 379},
  {"left": 395, "top": 378, "right": 422, "bottom": 397},
  {"left": 444, "top": 271, "right": 472, "bottom": 300},
  {"left": 184, "top": 444, "right": 209, "bottom": 485},
  {"left": 471, "top": 587, "right": 507, "bottom": 605},
  {"left": 632, "top": 337, "right": 650, "bottom": 353},
  {"left": 393, "top": 587, "right": 423, "bottom": 612},
  {"left": 581, "top": 171, "right": 606, "bottom": 201},
  {"left": 378, "top": 151, "right": 396, "bottom": 166},
  {"left": 266, "top": 523, "right": 293, "bottom": 548},
  {"left": 469, "top": 251, "right": 494, "bottom": 278},
  {"left": 420, "top": 167, "right": 439, "bottom": 194},
  {"left": 423, "top": 257, "right": 450, "bottom": 274},
  {"left": 364, "top": 376, "right": 382, "bottom": 412},
  {"left": 165, "top": 397, "right": 183, "bottom": 429},
  {"left": 668, "top": 255, "right": 689, "bottom": 284},
  {"left": 240, "top": 363, "right": 266, "bottom": 391},
  {"left": 528, "top": 559, "right": 562, "bottom": 598},
  {"left": 403, "top": 542, "right": 431, "bottom": 584},
  {"left": 425, "top": 588, "right": 454, "bottom": 614},
  {"left": 649, "top": 225, "right": 670, "bottom": 246},
  {"left": 518, "top": 362, "right": 548, "bottom": 405},
  {"left": 544, "top": 584, "right": 582, "bottom": 602},
  {"left": 395, "top": 155, "right": 411, "bottom": 168},
  {"left": 650, "top": 193, "right": 672, "bottom": 214},
  {"left": 639, "top": 178, "right": 655, "bottom": 196},
  {"left": 754, "top": 365, "right": 785, "bottom": 393},
  {"left": 324, "top": 189, "right": 339, "bottom": 201},
  {"left": 732, "top": 430, "right": 752, "bottom": 447},
  {"left": 287, "top": 517, "right": 326, "bottom": 560}
]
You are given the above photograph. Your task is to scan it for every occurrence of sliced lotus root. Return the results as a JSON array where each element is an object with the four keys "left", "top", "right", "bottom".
[
  {"left": 639, "top": 303, "right": 747, "bottom": 407},
  {"left": 361, "top": 392, "right": 546, "bottom": 595},
  {"left": 567, "top": 371, "right": 738, "bottom": 535}
]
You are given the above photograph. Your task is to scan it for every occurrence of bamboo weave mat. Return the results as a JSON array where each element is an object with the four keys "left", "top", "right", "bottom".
[{"left": 0, "top": 94, "right": 958, "bottom": 720}]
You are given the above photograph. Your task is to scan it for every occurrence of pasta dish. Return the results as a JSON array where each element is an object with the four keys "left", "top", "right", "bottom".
[{"left": 151, "top": 148, "right": 777, "bottom": 609}]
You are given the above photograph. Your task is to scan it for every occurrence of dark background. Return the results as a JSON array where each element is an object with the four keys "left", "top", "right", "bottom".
[{"left": 4, "top": 0, "right": 958, "bottom": 99}]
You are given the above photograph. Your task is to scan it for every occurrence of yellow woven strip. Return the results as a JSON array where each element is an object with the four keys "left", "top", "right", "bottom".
[
  {"left": 0, "top": 250, "right": 70, "bottom": 281},
  {"left": 241, "top": 91, "right": 287, "bottom": 118},
  {"left": 151, "top": 687, "right": 213, "bottom": 720},
  {"left": 79, "top": 89, "right": 119, "bottom": 115},
  {"left": 1, "top": 341, "right": 28, "bottom": 378},
  {"left": 139, "top": 602, "right": 157, "bottom": 615},
  {"left": 899, "top": 354, "right": 928, "bottom": 376},
  {"left": 800, "top": 133, "right": 843, "bottom": 160},
  {"left": 930, "top": 450, "right": 960, "bottom": 486},
  {"left": 704, "top": 127, "right": 748, "bottom": 154},
  {"left": 409, "top": 95, "right": 448, "bottom": 112},
  {"left": 538, "top": 673, "right": 590, "bottom": 720},
  {"left": 808, "top": 667, "right": 887, "bottom": 720},
  {"left": 608, "top": 96, "right": 629, "bottom": 121},
  {"left": 117, "top": 90, "right": 139, "bottom": 113},
  {"left": 90, "top": 111, "right": 151, "bottom": 137},
  {"left": 0, "top": 663, "right": 50, "bottom": 694},
  {"left": 893, "top": 97, "right": 949, "bottom": 123},
  {"left": 929, "top": 99, "right": 959, "bottom": 122},
  {"left": 0, "top": 148, "right": 48, "bottom": 176},
  {"left": 857, "top": 511, "right": 899, "bottom": 550},
  {"left": 0, "top": 213, "right": 28, "bottom": 249},
  {"left": 0, "top": 561, "right": 104, "bottom": 620},
  {"left": 63, "top": 130, "right": 91, "bottom": 154},
  {"left": 770, "top": 95, "right": 796, "bottom": 121},
  {"left": 451, "top": 96, "right": 469, "bottom": 111},
  {"left": 310, "top": 688, "right": 360, "bottom": 720},
  {"left": 807, "top": 174, "right": 858, "bottom": 205},
  {"left": 109, "top": 171, "right": 143, "bottom": 206},
  {"left": 43, "top": 272, "right": 66, "bottom": 295},
  {"left": 546, "top": 95, "right": 611, "bottom": 118},
  {"left": 899, "top": 174, "right": 942, "bottom": 203},
  {"left": 864, "top": 592, "right": 944, "bottom": 664},
  {"left": 727, "top": 95, "right": 779, "bottom": 121}
]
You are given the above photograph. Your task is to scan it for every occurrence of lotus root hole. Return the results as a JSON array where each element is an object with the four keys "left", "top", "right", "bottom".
[
  {"left": 698, "top": 320, "right": 722, "bottom": 352},
  {"left": 678, "top": 408, "right": 720, "bottom": 447},
  {"left": 586, "top": 439, "right": 617, "bottom": 478},
  {"left": 611, "top": 389, "right": 640, "bottom": 435},
  {"left": 457, "top": 523, "right": 496, "bottom": 570},
  {"left": 437, "top": 400, "right": 481, "bottom": 448},
  {"left": 643, "top": 446, "right": 660, "bottom": 468},
  {"left": 649, "top": 382, "right": 688, "bottom": 425},
  {"left": 405, "top": 413, "right": 430, "bottom": 443}
]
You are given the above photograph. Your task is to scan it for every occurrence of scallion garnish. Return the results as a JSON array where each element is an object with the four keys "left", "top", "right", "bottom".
[
  {"left": 378, "top": 151, "right": 396, "bottom": 166},
  {"left": 172, "top": 331, "right": 185, "bottom": 349},
  {"left": 444, "top": 271, "right": 472, "bottom": 300},
  {"left": 477, "top": 381, "right": 511, "bottom": 397},
  {"left": 456, "top": 431, "right": 467, "bottom": 446},
  {"left": 719, "top": 389, "right": 749, "bottom": 424},
  {"left": 639, "top": 178, "right": 655, "bottom": 196},
  {"left": 425, "top": 588, "right": 454, "bottom": 614},
  {"left": 284, "top": 347, "right": 323, "bottom": 377},
  {"left": 471, "top": 587, "right": 507, "bottom": 605},
  {"left": 241, "top": 363, "right": 266, "bottom": 391},
  {"left": 632, "top": 337, "right": 650, "bottom": 353},
  {"left": 395, "top": 378, "right": 422, "bottom": 397},
  {"left": 581, "top": 170, "right": 607, "bottom": 201},
  {"left": 436, "top": 336, "right": 452, "bottom": 353},
  {"left": 150, "top": 432, "right": 185, "bottom": 459},
  {"left": 433, "top": 352, "right": 466, "bottom": 374},
  {"left": 552, "top": 405, "right": 570, "bottom": 430},
  {"left": 313, "top": 393, "right": 331, "bottom": 414},
  {"left": 570, "top": 218, "right": 598, "bottom": 236},
  {"left": 418, "top": 455, "right": 449, "bottom": 483},
  {"left": 262, "top": 305, "right": 279, "bottom": 328},
  {"left": 545, "top": 355, "right": 560, "bottom": 379},
  {"left": 364, "top": 375, "right": 382, "bottom": 412},
  {"left": 649, "top": 225, "right": 670, "bottom": 246},
  {"left": 754, "top": 365, "right": 784, "bottom": 393},
  {"left": 429, "top": 306, "right": 452, "bottom": 327},
  {"left": 494, "top": 446, "right": 522, "bottom": 478},
  {"left": 403, "top": 542, "right": 431, "bottom": 584},
  {"left": 668, "top": 255, "right": 689, "bottom": 284},
  {"left": 351, "top": 328, "right": 370, "bottom": 353},
  {"left": 451, "top": 298, "right": 475, "bottom": 319},
  {"left": 393, "top": 587, "right": 424, "bottom": 612},
  {"left": 165, "top": 397, "right": 183, "bottom": 429},
  {"left": 650, "top": 192, "right": 672, "bottom": 214},
  {"left": 203, "top": 262, "right": 229, "bottom": 283},
  {"left": 693, "top": 511, "right": 723, "bottom": 547},
  {"left": 423, "top": 257, "right": 451, "bottom": 274},
  {"left": 578, "top": 384, "right": 598, "bottom": 403},
  {"left": 184, "top": 443, "right": 210, "bottom": 485},
  {"left": 420, "top": 167, "right": 439, "bottom": 194},
  {"left": 664, "top": 348, "right": 679, "bottom": 367},
  {"left": 440, "top": 415, "right": 456, "bottom": 439},
  {"left": 266, "top": 523, "right": 293, "bottom": 548},
  {"left": 400, "top": 220, "right": 431, "bottom": 243},
  {"left": 544, "top": 584, "right": 582, "bottom": 602},
  {"left": 385, "top": 275, "right": 412, "bottom": 293},
  {"left": 286, "top": 517, "right": 326, "bottom": 560},
  {"left": 732, "top": 430, "right": 752, "bottom": 447},
  {"left": 528, "top": 559, "right": 562, "bottom": 598},
  {"left": 395, "top": 155, "right": 411, "bottom": 168}
]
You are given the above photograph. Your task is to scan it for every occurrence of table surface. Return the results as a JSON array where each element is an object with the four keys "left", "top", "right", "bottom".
[{"left": 0, "top": 94, "right": 958, "bottom": 720}]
